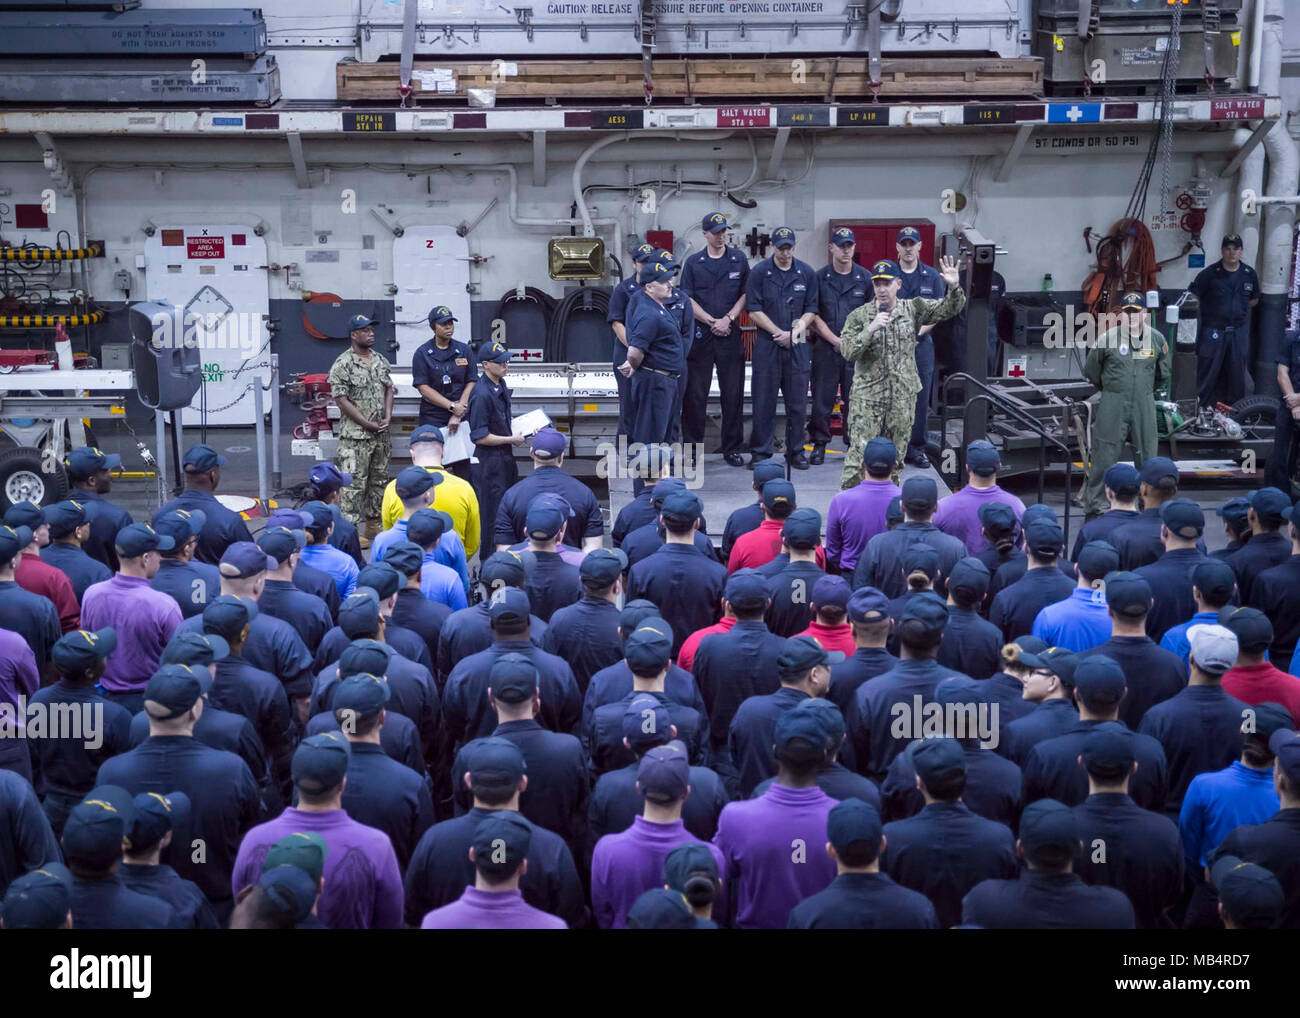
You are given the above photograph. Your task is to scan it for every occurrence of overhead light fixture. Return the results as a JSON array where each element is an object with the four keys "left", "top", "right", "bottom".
[{"left": 548, "top": 237, "right": 605, "bottom": 280}]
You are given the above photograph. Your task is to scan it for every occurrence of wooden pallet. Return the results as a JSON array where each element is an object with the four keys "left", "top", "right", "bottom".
[{"left": 337, "top": 56, "right": 1044, "bottom": 104}]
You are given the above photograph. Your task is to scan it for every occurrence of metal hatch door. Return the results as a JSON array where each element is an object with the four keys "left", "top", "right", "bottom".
[{"left": 392, "top": 226, "right": 472, "bottom": 369}]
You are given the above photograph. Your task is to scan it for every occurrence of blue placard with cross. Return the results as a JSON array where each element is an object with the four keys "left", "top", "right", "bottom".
[{"left": 1048, "top": 102, "right": 1102, "bottom": 124}]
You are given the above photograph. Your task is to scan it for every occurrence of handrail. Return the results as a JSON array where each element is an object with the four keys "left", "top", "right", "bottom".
[{"left": 941, "top": 373, "right": 1075, "bottom": 545}]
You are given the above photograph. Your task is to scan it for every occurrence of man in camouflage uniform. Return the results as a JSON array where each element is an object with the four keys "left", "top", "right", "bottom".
[
  {"left": 328, "top": 313, "right": 395, "bottom": 534},
  {"left": 838, "top": 256, "right": 965, "bottom": 490}
]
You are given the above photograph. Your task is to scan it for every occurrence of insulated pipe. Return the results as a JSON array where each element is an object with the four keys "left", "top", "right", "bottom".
[
  {"left": 1253, "top": 0, "right": 1299, "bottom": 393},
  {"left": 1248, "top": 0, "right": 1265, "bottom": 93}
]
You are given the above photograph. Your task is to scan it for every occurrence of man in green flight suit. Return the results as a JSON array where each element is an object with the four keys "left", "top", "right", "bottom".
[
  {"left": 328, "top": 313, "right": 395, "bottom": 537},
  {"left": 1080, "top": 291, "right": 1172, "bottom": 518},
  {"left": 838, "top": 255, "right": 965, "bottom": 490}
]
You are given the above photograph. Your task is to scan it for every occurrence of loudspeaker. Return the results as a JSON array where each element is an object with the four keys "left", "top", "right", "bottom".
[{"left": 127, "top": 301, "right": 202, "bottom": 411}]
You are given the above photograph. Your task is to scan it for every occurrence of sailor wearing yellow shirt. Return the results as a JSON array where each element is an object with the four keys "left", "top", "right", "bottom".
[{"left": 380, "top": 424, "right": 481, "bottom": 559}]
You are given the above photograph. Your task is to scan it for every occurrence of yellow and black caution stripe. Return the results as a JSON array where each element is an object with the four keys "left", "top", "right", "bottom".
[
  {"left": 1, "top": 243, "right": 103, "bottom": 262},
  {"left": 0, "top": 310, "right": 106, "bottom": 327}
]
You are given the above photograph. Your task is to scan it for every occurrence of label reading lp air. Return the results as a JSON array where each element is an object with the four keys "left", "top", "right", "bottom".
[
  {"left": 838, "top": 106, "right": 888, "bottom": 127},
  {"left": 592, "top": 109, "right": 644, "bottom": 130},
  {"left": 344, "top": 112, "right": 394, "bottom": 132}
]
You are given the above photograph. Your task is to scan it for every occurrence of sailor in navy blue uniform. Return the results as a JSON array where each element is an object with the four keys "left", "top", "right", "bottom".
[
  {"left": 0, "top": 771, "right": 60, "bottom": 898},
  {"left": 467, "top": 340, "right": 521, "bottom": 550},
  {"left": 894, "top": 226, "right": 947, "bottom": 468},
  {"left": 0, "top": 861, "right": 73, "bottom": 929},
  {"left": 1209, "top": 853, "right": 1287, "bottom": 929},
  {"left": 628, "top": 248, "right": 694, "bottom": 444},
  {"left": 517, "top": 501, "right": 582, "bottom": 624},
  {"left": 147, "top": 508, "right": 220, "bottom": 619},
  {"left": 729, "top": 635, "right": 841, "bottom": 797},
  {"left": 442, "top": 588, "right": 581, "bottom": 750},
  {"left": 411, "top": 304, "right": 477, "bottom": 480},
  {"left": 264, "top": 509, "right": 340, "bottom": 619},
  {"left": 880, "top": 737, "right": 1017, "bottom": 927},
  {"left": 981, "top": 637, "right": 1046, "bottom": 731},
  {"left": 39, "top": 500, "right": 111, "bottom": 602},
  {"left": 691, "top": 569, "right": 786, "bottom": 791},
  {"left": 621, "top": 260, "right": 687, "bottom": 453},
  {"left": 1110, "top": 458, "right": 1206, "bottom": 571},
  {"left": 937, "top": 557, "right": 1001, "bottom": 679},
  {"left": 156, "top": 444, "right": 254, "bottom": 565},
  {"left": 1084, "top": 571, "right": 1188, "bottom": 731},
  {"left": 750, "top": 697, "right": 882, "bottom": 808},
  {"left": 1133, "top": 499, "right": 1210, "bottom": 641},
  {"left": 621, "top": 477, "right": 717, "bottom": 569},
  {"left": 1070, "top": 463, "right": 1142, "bottom": 561},
  {"left": 961, "top": 798, "right": 1136, "bottom": 928},
  {"left": 436, "top": 551, "right": 547, "bottom": 685},
  {"left": 61, "top": 786, "right": 174, "bottom": 929},
  {"left": 64, "top": 446, "right": 133, "bottom": 572},
  {"left": 881, "top": 677, "right": 1022, "bottom": 829},
  {"left": 1227, "top": 486, "right": 1295, "bottom": 605},
  {"left": 1268, "top": 329, "right": 1300, "bottom": 492},
  {"left": 403, "top": 737, "right": 586, "bottom": 929},
  {"left": 256, "top": 526, "right": 333, "bottom": 652},
  {"left": 607, "top": 243, "right": 656, "bottom": 437},
  {"left": 1071, "top": 727, "right": 1183, "bottom": 928},
  {"left": 97, "top": 666, "right": 263, "bottom": 920},
  {"left": 765, "top": 510, "right": 829, "bottom": 637},
  {"left": 1212, "top": 497, "right": 1253, "bottom": 561},
  {"left": 450, "top": 654, "right": 588, "bottom": 857},
  {"left": 494, "top": 427, "right": 604, "bottom": 551},
  {"left": 625, "top": 489, "right": 726, "bottom": 660},
  {"left": 787, "top": 797, "right": 938, "bottom": 929},
  {"left": 998, "top": 648, "right": 1080, "bottom": 764},
  {"left": 828, "top": 587, "right": 898, "bottom": 719},
  {"left": 852, "top": 477, "right": 965, "bottom": 598},
  {"left": 611, "top": 443, "right": 675, "bottom": 545},
  {"left": 1020, "top": 655, "right": 1168, "bottom": 811},
  {"left": 680, "top": 213, "right": 750, "bottom": 465},
  {"left": 586, "top": 701, "right": 729, "bottom": 859},
  {"left": 541, "top": 548, "right": 626, "bottom": 694},
  {"left": 745, "top": 226, "right": 818, "bottom": 469},
  {"left": 330, "top": 672, "right": 434, "bottom": 868},
  {"left": 119, "top": 789, "right": 219, "bottom": 929},
  {"left": 0, "top": 524, "right": 60, "bottom": 678},
  {"left": 28, "top": 627, "right": 132, "bottom": 837},
  {"left": 584, "top": 620, "right": 708, "bottom": 771},
  {"left": 1139, "top": 623, "right": 1248, "bottom": 817},
  {"left": 582, "top": 598, "right": 704, "bottom": 731},
  {"left": 850, "top": 593, "right": 963, "bottom": 783},
  {"left": 384, "top": 541, "right": 452, "bottom": 667},
  {"left": 988, "top": 520, "right": 1075, "bottom": 644},
  {"left": 808, "top": 227, "right": 870, "bottom": 465},
  {"left": 1188, "top": 233, "right": 1260, "bottom": 409}
]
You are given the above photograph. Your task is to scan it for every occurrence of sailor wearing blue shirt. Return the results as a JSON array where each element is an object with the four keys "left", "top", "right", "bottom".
[
  {"left": 607, "top": 243, "right": 656, "bottom": 437},
  {"left": 1160, "top": 559, "right": 1238, "bottom": 667},
  {"left": 1031, "top": 541, "right": 1119, "bottom": 652},
  {"left": 298, "top": 501, "right": 360, "bottom": 600}
]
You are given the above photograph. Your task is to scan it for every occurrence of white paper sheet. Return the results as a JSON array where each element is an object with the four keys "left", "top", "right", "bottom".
[
  {"left": 440, "top": 423, "right": 474, "bottom": 465},
  {"left": 511, "top": 408, "right": 551, "bottom": 438}
]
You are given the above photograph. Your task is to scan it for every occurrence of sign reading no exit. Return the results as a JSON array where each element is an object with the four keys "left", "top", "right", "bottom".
[{"left": 186, "top": 235, "right": 225, "bottom": 259}]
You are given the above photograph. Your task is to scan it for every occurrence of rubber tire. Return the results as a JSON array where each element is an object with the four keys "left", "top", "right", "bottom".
[
  {"left": 1228, "top": 394, "right": 1277, "bottom": 425},
  {"left": 0, "top": 445, "right": 68, "bottom": 510}
]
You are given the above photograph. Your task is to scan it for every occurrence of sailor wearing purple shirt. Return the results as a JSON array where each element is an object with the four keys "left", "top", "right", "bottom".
[
  {"left": 421, "top": 812, "right": 567, "bottom": 929},
  {"left": 788, "top": 796, "right": 938, "bottom": 929},
  {"left": 231, "top": 732, "right": 404, "bottom": 929},
  {"left": 824, "top": 437, "right": 902, "bottom": 576},
  {"left": 80, "top": 523, "right": 183, "bottom": 714},
  {"left": 712, "top": 708, "right": 837, "bottom": 929},
  {"left": 933, "top": 440, "right": 1027, "bottom": 555},
  {"left": 751, "top": 697, "right": 883, "bottom": 809},
  {"left": 591, "top": 740, "right": 726, "bottom": 929}
]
